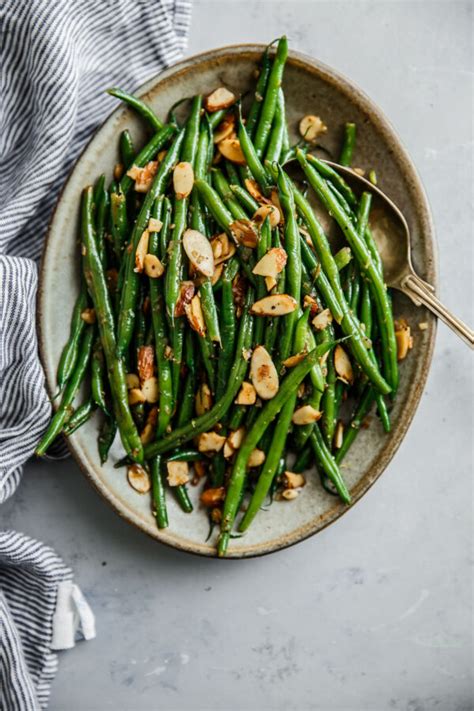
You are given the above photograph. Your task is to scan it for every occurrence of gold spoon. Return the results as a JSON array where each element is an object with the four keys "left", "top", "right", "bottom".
[{"left": 324, "top": 161, "right": 474, "bottom": 348}]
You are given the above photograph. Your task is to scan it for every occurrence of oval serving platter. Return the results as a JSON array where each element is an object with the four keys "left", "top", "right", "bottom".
[{"left": 38, "top": 45, "right": 437, "bottom": 557}]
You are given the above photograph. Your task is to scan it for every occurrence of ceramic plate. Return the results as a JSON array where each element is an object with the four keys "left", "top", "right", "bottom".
[{"left": 38, "top": 45, "right": 437, "bottom": 557}]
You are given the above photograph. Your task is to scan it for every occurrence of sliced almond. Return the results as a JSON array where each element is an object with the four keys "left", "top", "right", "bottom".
[
  {"left": 303, "top": 294, "right": 319, "bottom": 315},
  {"left": 334, "top": 345, "right": 354, "bottom": 385},
  {"left": 353, "top": 167, "right": 365, "bottom": 177},
  {"left": 144, "top": 254, "right": 165, "bottom": 278},
  {"left": 183, "top": 229, "right": 215, "bottom": 277},
  {"left": 211, "top": 233, "right": 236, "bottom": 265},
  {"left": 197, "top": 431, "right": 226, "bottom": 453},
  {"left": 265, "top": 276, "right": 277, "bottom": 292},
  {"left": 185, "top": 294, "right": 206, "bottom": 337},
  {"left": 219, "top": 138, "right": 246, "bottom": 165},
  {"left": 297, "top": 383, "right": 306, "bottom": 399},
  {"left": 204, "top": 87, "right": 236, "bottom": 112},
  {"left": 137, "top": 345, "right": 154, "bottom": 383},
  {"left": 232, "top": 273, "right": 247, "bottom": 315},
  {"left": 211, "top": 263, "right": 224, "bottom": 286},
  {"left": 250, "top": 346, "right": 279, "bottom": 400},
  {"left": 195, "top": 383, "right": 213, "bottom": 416},
  {"left": 125, "top": 373, "right": 140, "bottom": 390},
  {"left": 253, "top": 204, "right": 281, "bottom": 229},
  {"left": 281, "top": 488, "right": 299, "bottom": 501},
  {"left": 80, "top": 308, "right": 96, "bottom": 324},
  {"left": 245, "top": 179, "right": 268, "bottom": 204},
  {"left": 134, "top": 230, "right": 149, "bottom": 273},
  {"left": 230, "top": 219, "right": 258, "bottom": 248},
  {"left": 250, "top": 294, "right": 298, "bottom": 317},
  {"left": 148, "top": 218, "right": 163, "bottom": 232},
  {"left": 269, "top": 188, "right": 282, "bottom": 216},
  {"left": 227, "top": 427, "right": 245, "bottom": 450},
  {"left": 128, "top": 388, "right": 146, "bottom": 405},
  {"left": 173, "top": 161, "right": 194, "bottom": 199},
  {"left": 127, "top": 464, "right": 151, "bottom": 494},
  {"left": 114, "top": 163, "right": 124, "bottom": 180},
  {"left": 292, "top": 405, "right": 322, "bottom": 425},
  {"left": 247, "top": 449, "right": 265, "bottom": 468},
  {"left": 167, "top": 461, "right": 190, "bottom": 487},
  {"left": 235, "top": 381, "right": 257, "bottom": 405},
  {"left": 299, "top": 115, "right": 327, "bottom": 142},
  {"left": 200, "top": 487, "right": 226, "bottom": 507},
  {"left": 142, "top": 376, "right": 159, "bottom": 404},
  {"left": 252, "top": 247, "right": 287, "bottom": 278},
  {"left": 140, "top": 407, "right": 158, "bottom": 444},
  {"left": 395, "top": 324, "right": 413, "bottom": 360},
  {"left": 175, "top": 281, "right": 196, "bottom": 318},
  {"left": 127, "top": 161, "right": 158, "bottom": 192},
  {"left": 312, "top": 308, "right": 333, "bottom": 331},
  {"left": 282, "top": 352, "right": 307, "bottom": 368},
  {"left": 223, "top": 441, "right": 234, "bottom": 459},
  {"left": 284, "top": 471, "right": 306, "bottom": 489},
  {"left": 334, "top": 420, "right": 344, "bottom": 449},
  {"left": 213, "top": 113, "right": 236, "bottom": 143}
]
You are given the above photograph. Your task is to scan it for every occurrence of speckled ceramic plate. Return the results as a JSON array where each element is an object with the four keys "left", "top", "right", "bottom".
[{"left": 38, "top": 45, "right": 437, "bottom": 558}]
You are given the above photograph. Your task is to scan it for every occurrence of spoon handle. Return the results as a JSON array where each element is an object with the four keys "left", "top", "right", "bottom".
[{"left": 401, "top": 274, "right": 474, "bottom": 348}]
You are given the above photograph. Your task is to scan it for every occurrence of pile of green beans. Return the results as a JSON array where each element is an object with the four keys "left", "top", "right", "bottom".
[{"left": 37, "top": 37, "right": 404, "bottom": 557}]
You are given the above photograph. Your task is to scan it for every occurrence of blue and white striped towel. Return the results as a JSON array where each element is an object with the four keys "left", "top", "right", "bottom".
[{"left": 0, "top": 1, "right": 192, "bottom": 708}]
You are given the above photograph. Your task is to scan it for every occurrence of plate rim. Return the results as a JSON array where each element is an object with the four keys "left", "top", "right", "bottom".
[{"left": 37, "top": 43, "right": 438, "bottom": 559}]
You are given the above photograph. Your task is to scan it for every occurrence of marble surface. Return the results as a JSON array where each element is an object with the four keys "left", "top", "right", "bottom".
[{"left": 3, "top": 2, "right": 472, "bottom": 709}]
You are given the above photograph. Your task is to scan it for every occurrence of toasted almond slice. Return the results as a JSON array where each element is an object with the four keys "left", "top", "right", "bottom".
[
  {"left": 144, "top": 254, "right": 165, "bottom": 278},
  {"left": 303, "top": 294, "right": 319, "bottom": 315},
  {"left": 167, "top": 461, "right": 190, "bottom": 487},
  {"left": 175, "top": 280, "right": 196, "bottom": 317},
  {"left": 204, "top": 87, "right": 236, "bottom": 112},
  {"left": 213, "top": 113, "right": 236, "bottom": 143},
  {"left": 227, "top": 427, "right": 245, "bottom": 450},
  {"left": 80, "top": 308, "right": 96, "bottom": 324},
  {"left": 312, "top": 308, "right": 332, "bottom": 330},
  {"left": 114, "top": 163, "right": 124, "bottom": 180},
  {"left": 281, "top": 488, "right": 299, "bottom": 501},
  {"left": 211, "top": 233, "right": 236, "bottom": 265},
  {"left": 269, "top": 188, "right": 282, "bottom": 216},
  {"left": 253, "top": 204, "right": 281, "bottom": 228},
  {"left": 282, "top": 352, "right": 307, "bottom": 368},
  {"left": 334, "top": 420, "right": 344, "bottom": 449},
  {"left": 219, "top": 138, "right": 246, "bottom": 165},
  {"left": 127, "top": 160, "right": 158, "bottom": 192},
  {"left": 250, "top": 294, "right": 298, "bottom": 316},
  {"left": 299, "top": 115, "right": 327, "bottom": 142},
  {"left": 125, "top": 373, "right": 140, "bottom": 390},
  {"left": 173, "top": 161, "right": 194, "bottom": 199},
  {"left": 353, "top": 167, "right": 365, "bottom": 177},
  {"left": 292, "top": 405, "right": 322, "bottom": 425},
  {"left": 148, "top": 218, "right": 163, "bottom": 232},
  {"left": 223, "top": 441, "right": 234, "bottom": 459},
  {"left": 197, "top": 431, "right": 226, "bottom": 453},
  {"left": 142, "top": 376, "right": 159, "bottom": 404},
  {"left": 334, "top": 345, "right": 354, "bottom": 385},
  {"left": 395, "top": 325, "right": 412, "bottom": 360},
  {"left": 252, "top": 247, "right": 287, "bottom": 278},
  {"left": 284, "top": 471, "right": 306, "bottom": 489},
  {"left": 137, "top": 345, "right": 154, "bottom": 383},
  {"left": 134, "top": 229, "right": 149, "bottom": 273},
  {"left": 194, "top": 461, "right": 207, "bottom": 480},
  {"left": 235, "top": 381, "right": 257, "bottom": 405},
  {"left": 245, "top": 179, "right": 268, "bottom": 204},
  {"left": 211, "top": 507, "right": 222, "bottom": 522},
  {"left": 127, "top": 464, "right": 151, "bottom": 494},
  {"left": 185, "top": 294, "right": 206, "bottom": 337},
  {"left": 211, "top": 263, "right": 224, "bottom": 286},
  {"left": 200, "top": 486, "right": 226, "bottom": 506},
  {"left": 195, "top": 383, "right": 213, "bottom": 416},
  {"left": 230, "top": 219, "right": 258, "bottom": 248},
  {"left": 297, "top": 383, "right": 306, "bottom": 399},
  {"left": 128, "top": 388, "right": 146, "bottom": 405},
  {"left": 140, "top": 408, "right": 158, "bottom": 444},
  {"left": 250, "top": 346, "right": 279, "bottom": 400},
  {"left": 265, "top": 276, "right": 277, "bottom": 292},
  {"left": 248, "top": 449, "right": 265, "bottom": 468},
  {"left": 242, "top": 348, "right": 252, "bottom": 362},
  {"left": 183, "top": 229, "right": 215, "bottom": 277}
]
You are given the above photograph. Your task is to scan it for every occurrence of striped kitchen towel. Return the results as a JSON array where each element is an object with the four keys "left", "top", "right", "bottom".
[{"left": 0, "top": 1, "right": 192, "bottom": 708}]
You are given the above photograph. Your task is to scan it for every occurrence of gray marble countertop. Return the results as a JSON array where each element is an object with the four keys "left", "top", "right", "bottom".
[{"left": 3, "top": 2, "right": 472, "bottom": 709}]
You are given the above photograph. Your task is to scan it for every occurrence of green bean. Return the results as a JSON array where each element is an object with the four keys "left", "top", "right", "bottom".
[
  {"left": 253, "top": 217, "right": 271, "bottom": 346},
  {"left": 246, "top": 44, "right": 272, "bottom": 138},
  {"left": 116, "top": 129, "right": 185, "bottom": 356},
  {"left": 107, "top": 87, "right": 163, "bottom": 132},
  {"left": 212, "top": 168, "right": 249, "bottom": 220},
  {"left": 167, "top": 449, "right": 202, "bottom": 462},
  {"left": 197, "top": 334, "right": 216, "bottom": 393},
  {"left": 81, "top": 187, "right": 144, "bottom": 461},
  {"left": 174, "top": 485, "right": 193, "bottom": 513},
  {"left": 253, "top": 36, "right": 288, "bottom": 157},
  {"left": 119, "top": 124, "right": 177, "bottom": 194},
  {"left": 306, "top": 155, "right": 357, "bottom": 208},
  {"left": 98, "top": 415, "right": 117, "bottom": 464},
  {"left": 224, "top": 160, "right": 242, "bottom": 188},
  {"left": 297, "top": 151, "right": 398, "bottom": 392},
  {"left": 335, "top": 387, "right": 375, "bottom": 463},
  {"left": 143, "top": 289, "right": 254, "bottom": 459},
  {"left": 264, "top": 89, "right": 285, "bottom": 164},
  {"left": 339, "top": 122, "right": 357, "bottom": 167},
  {"left": 321, "top": 325, "right": 337, "bottom": 447},
  {"left": 55, "top": 282, "right": 88, "bottom": 395},
  {"left": 207, "top": 108, "right": 227, "bottom": 130},
  {"left": 119, "top": 129, "right": 135, "bottom": 167},
  {"left": 309, "top": 425, "right": 351, "bottom": 503},
  {"left": 218, "top": 340, "right": 335, "bottom": 556},
  {"left": 93, "top": 175, "right": 108, "bottom": 266},
  {"left": 63, "top": 399, "right": 96, "bottom": 436},
  {"left": 334, "top": 246, "right": 352, "bottom": 272},
  {"left": 299, "top": 233, "right": 343, "bottom": 322},
  {"left": 91, "top": 339, "right": 109, "bottom": 415},
  {"left": 200, "top": 283, "right": 221, "bottom": 345},
  {"left": 36, "top": 326, "right": 94, "bottom": 455},
  {"left": 150, "top": 456, "right": 168, "bottom": 529},
  {"left": 229, "top": 184, "right": 260, "bottom": 214},
  {"left": 110, "top": 187, "right": 128, "bottom": 260},
  {"left": 293, "top": 444, "right": 312, "bottom": 473},
  {"left": 195, "top": 179, "right": 234, "bottom": 233},
  {"left": 238, "top": 114, "right": 272, "bottom": 193}
]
